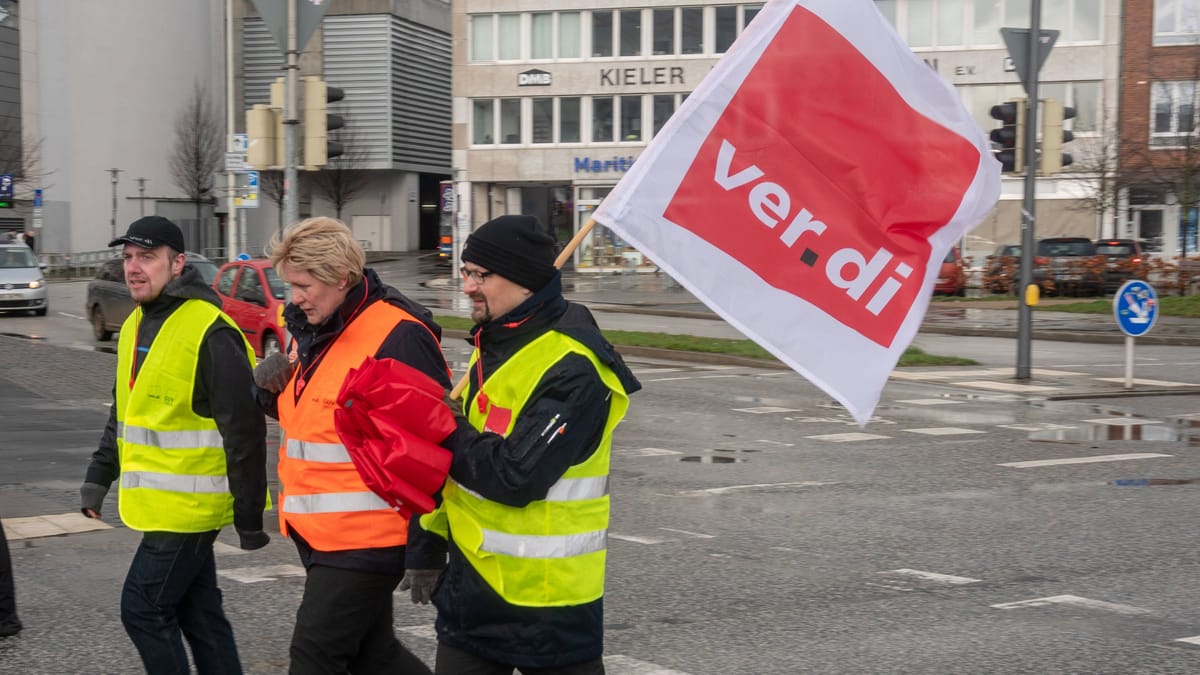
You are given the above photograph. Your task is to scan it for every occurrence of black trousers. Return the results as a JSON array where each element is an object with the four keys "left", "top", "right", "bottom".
[
  {"left": 434, "top": 643, "right": 605, "bottom": 675},
  {"left": 289, "top": 564, "right": 431, "bottom": 675},
  {"left": 0, "top": 515, "right": 17, "bottom": 626}
]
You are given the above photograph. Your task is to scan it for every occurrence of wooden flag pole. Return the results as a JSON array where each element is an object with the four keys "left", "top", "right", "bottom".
[{"left": 448, "top": 217, "right": 598, "bottom": 400}]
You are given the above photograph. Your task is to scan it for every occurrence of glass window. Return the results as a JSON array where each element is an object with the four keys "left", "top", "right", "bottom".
[
  {"left": 1153, "top": 0, "right": 1200, "bottom": 45},
  {"left": 592, "top": 96, "right": 614, "bottom": 142},
  {"left": 907, "top": 0, "right": 933, "bottom": 47},
  {"left": 1150, "top": 81, "right": 1199, "bottom": 142},
  {"left": 560, "top": 97, "right": 581, "bottom": 142},
  {"left": 938, "top": 0, "right": 964, "bottom": 46},
  {"left": 264, "top": 267, "right": 289, "bottom": 300},
  {"left": 531, "top": 13, "right": 553, "bottom": 59},
  {"left": 653, "top": 94, "right": 676, "bottom": 136},
  {"left": 236, "top": 270, "right": 265, "bottom": 304},
  {"left": 681, "top": 7, "right": 704, "bottom": 54},
  {"left": 1073, "top": 0, "right": 1101, "bottom": 41},
  {"left": 876, "top": 0, "right": 897, "bottom": 27},
  {"left": 497, "top": 14, "right": 520, "bottom": 59},
  {"left": 1004, "top": 0, "right": 1030, "bottom": 28},
  {"left": 500, "top": 98, "right": 521, "bottom": 144},
  {"left": 592, "top": 11, "right": 613, "bottom": 57},
  {"left": 1180, "top": 82, "right": 1197, "bottom": 132},
  {"left": 653, "top": 9, "right": 675, "bottom": 55},
  {"left": 217, "top": 266, "right": 237, "bottom": 296},
  {"left": 472, "top": 100, "right": 494, "bottom": 144},
  {"left": 559, "top": 12, "right": 581, "bottom": 58},
  {"left": 715, "top": 6, "right": 738, "bottom": 53},
  {"left": 620, "top": 10, "right": 642, "bottom": 56},
  {"left": 745, "top": 4, "right": 763, "bottom": 28},
  {"left": 620, "top": 96, "right": 642, "bottom": 141},
  {"left": 1044, "top": 0, "right": 1069, "bottom": 37},
  {"left": 470, "top": 15, "right": 493, "bottom": 62},
  {"left": 973, "top": 0, "right": 1000, "bottom": 45},
  {"left": 532, "top": 98, "right": 553, "bottom": 143},
  {"left": 1072, "top": 81, "right": 1099, "bottom": 132}
]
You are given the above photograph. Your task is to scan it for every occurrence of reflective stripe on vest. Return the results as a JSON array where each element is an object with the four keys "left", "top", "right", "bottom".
[
  {"left": 428, "top": 330, "right": 629, "bottom": 608},
  {"left": 114, "top": 300, "right": 256, "bottom": 533},
  {"left": 276, "top": 300, "right": 434, "bottom": 551}
]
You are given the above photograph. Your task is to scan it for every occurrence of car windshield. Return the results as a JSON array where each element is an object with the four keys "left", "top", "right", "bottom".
[
  {"left": 1096, "top": 244, "right": 1135, "bottom": 256},
  {"left": 264, "top": 267, "right": 290, "bottom": 301},
  {"left": 1, "top": 247, "right": 37, "bottom": 268},
  {"left": 1037, "top": 240, "right": 1095, "bottom": 256}
]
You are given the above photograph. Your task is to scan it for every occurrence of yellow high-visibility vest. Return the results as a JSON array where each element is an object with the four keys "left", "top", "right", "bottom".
[{"left": 115, "top": 300, "right": 255, "bottom": 532}]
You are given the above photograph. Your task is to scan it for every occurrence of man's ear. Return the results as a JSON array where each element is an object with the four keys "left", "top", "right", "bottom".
[{"left": 172, "top": 251, "right": 187, "bottom": 276}]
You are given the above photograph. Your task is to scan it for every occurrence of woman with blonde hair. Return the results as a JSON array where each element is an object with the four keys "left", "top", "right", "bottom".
[{"left": 253, "top": 217, "right": 447, "bottom": 674}]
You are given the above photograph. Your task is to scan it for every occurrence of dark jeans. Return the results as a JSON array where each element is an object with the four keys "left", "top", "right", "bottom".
[
  {"left": 0, "top": 516, "right": 18, "bottom": 629},
  {"left": 121, "top": 530, "right": 242, "bottom": 674},
  {"left": 434, "top": 643, "right": 605, "bottom": 675},
  {"left": 289, "top": 564, "right": 431, "bottom": 675}
]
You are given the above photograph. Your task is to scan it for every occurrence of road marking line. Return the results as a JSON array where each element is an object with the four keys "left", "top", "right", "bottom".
[
  {"left": 904, "top": 427, "right": 986, "bottom": 436},
  {"left": 1082, "top": 417, "right": 1165, "bottom": 426},
  {"left": 604, "top": 655, "right": 693, "bottom": 674},
  {"left": 991, "top": 594, "right": 1150, "bottom": 615},
  {"left": 658, "top": 527, "right": 714, "bottom": 539},
  {"left": 1173, "top": 635, "right": 1200, "bottom": 646},
  {"left": 754, "top": 439, "right": 794, "bottom": 446},
  {"left": 679, "top": 481, "right": 837, "bottom": 496},
  {"left": 998, "top": 423, "right": 1077, "bottom": 431},
  {"left": 213, "top": 542, "right": 247, "bottom": 556},
  {"left": 894, "top": 398, "right": 964, "bottom": 406},
  {"left": 58, "top": 311, "right": 87, "bottom": 320},
  {"left": 610, "top": 533, "right": 670, "bottom": 545},
  {"left": 1, "top": 513, "right": 112, "bottom": 540},
  {"left": 882, "top": 568, "right": 982, "bottom": 585},
  {"left": 616, "top": 447, "right": 682, "bottom": 458},
  {"left": 999, "top": 452, "right": 1172, "bottom": 468},
  {"left": 1095, "top": 377, "right": 1195, "bottom": 387},
  {"left": 805, "top": 432, "right": 890, "bottom": 442},
  {"left": 646, "top": 374, "right": 739, "bottom": 382},
  {"left": 951, "top": 380, "right": 1061, "bottom": 392},
  {"left": 218, "top": 564, "right": 306, "bottom": 584},
  {"left": 732, "top": 406, "right": 802, "bottom": 414}
]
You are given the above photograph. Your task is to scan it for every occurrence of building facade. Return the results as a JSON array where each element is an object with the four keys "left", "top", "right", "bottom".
[
  {"left": 1117, "top": 0, "right": 1200, "bottom": 257},
  {"left": 452, "top": 1, "right": 1122, "bottom": 269}
]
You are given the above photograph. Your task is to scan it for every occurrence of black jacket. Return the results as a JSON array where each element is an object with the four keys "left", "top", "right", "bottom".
[
  {"left": 411, "top": 274, "right": 640, "bottom": 668},
  {"left": 257, "top": 268, "right": 451, "bottom": 577},
  {"left": 83, "top": 264, "right": 269, "bottom": 533}
]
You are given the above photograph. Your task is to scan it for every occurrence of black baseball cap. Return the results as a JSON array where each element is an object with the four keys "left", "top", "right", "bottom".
[{"left": 109, "top": 216, "right": 186, "bottom": 253}]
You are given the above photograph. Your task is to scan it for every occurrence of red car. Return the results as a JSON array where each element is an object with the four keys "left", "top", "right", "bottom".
[
  {"left": 933, "top": 246, "right": 966, "bottom": 296},
  {"left": 212, "top": 258, "right": 289, "bottom": 357}
]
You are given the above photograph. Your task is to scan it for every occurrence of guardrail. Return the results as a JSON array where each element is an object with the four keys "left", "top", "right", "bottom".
[{"left": 39, "top": 249, "right": 118, "bottom": 279}]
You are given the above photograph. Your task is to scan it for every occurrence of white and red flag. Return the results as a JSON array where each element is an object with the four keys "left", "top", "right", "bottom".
[{"left": 592, "top": 0, "right": 1000, "bottom": 425}]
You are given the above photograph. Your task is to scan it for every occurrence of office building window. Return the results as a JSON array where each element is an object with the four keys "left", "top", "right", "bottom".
[
  {"left": 876, "top": 0, "right": 897, "bottom": 26},
  {"left": 498, "top": 14, "right": 520, "bottom": 59},
  {"left": 745, "top": 4, "right": 763, "bottom": 27},
  {"left": 1154, "top": 0, "right": 1200, "bottom": 45},
  {"left": 531, "top": 13, "right": 553, "bottom": 59},
  {"left": 472, "top": 100, "right": 494, "bottom": 144},
  {"left": 561, "top": 97, "right": 581, "bottom": 143},
  {"left": 470, "top": 15, "right": 493, "bottom": 62},
  {"left": 653, "top": 9, "right": 675, "bottom": 55},
  {"left": 593, "top": 96, "right": 614, "bottom": 142},
  {"left": 715, "top": 6, "right": 738, "bottom": 53},
  {"left": 1044, "top": 0, "right": 1101, "bottom": 42},
  {"left": 560, "top": 12, "right": 581, "bottom": 58},
  {"left": 620, "top": 9, "right": 642, "bottom": 56},
  {"left": 1151, "top": 81, "right": 1198, "bottom": 146},
  {"left": 500, "top": 98, "right": 521, "bottom": 144},
  {"left": 681, "top": 7, "right": 703, "bottom": 54},
  {"left": 653, "top": 94, "right": 677, "bottom": 136},
  {"left": 593, "top": 11, "right": 613, "bottom": 57},
  {"left": 621, "top": 96, "right": 643, "bottom": 141},
  {"left": 532, "top": 98, "right": 554, "bottom": 143}
]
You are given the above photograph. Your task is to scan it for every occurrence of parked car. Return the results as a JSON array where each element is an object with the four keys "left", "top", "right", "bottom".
[
  {"left": 1032, "top": 237, "right": 1104, "bottom": 296},
  {"left": 212, "top": 258, "right": 289, "bottom": 357},
  {"left": 933, "top": 246, "right": 966, "bottom": 296},
  {"left": 983, "top": 243, "right": 1021, "bottom": 294},
  {"left": 87, "top": 252, "right": 219, "bottom": 341},
  {"left": 1094, "top": 238, "right": 1148, "bottom": 293},
  {"left": 0, "top": 244, "right": 48, "bottom": 316}
]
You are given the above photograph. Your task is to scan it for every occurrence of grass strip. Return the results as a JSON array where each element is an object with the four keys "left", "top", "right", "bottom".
[{"left": 1042, "top": 295, "right": 1200, "bottom": 318}]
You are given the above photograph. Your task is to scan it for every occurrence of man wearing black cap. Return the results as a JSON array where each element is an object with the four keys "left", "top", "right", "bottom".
[
  {"left": 403, "top": 214, "right": 642, "bottom": 674},
  {"left": 80, "top": 216, "right": 269, "bottom": 674}
]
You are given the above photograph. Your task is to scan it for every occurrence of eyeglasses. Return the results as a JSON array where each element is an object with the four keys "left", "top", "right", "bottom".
[{"left": 459, "top": 267, "right": 495, "bottom": 285}]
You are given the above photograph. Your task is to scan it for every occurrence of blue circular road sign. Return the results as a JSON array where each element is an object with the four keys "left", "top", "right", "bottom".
[{"left": 1113, "top": 280, "right": 1158, "bottom": 337}]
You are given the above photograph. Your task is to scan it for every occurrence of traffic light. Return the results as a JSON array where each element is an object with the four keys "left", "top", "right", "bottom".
[
  {"left": 1040, "top": 98, "right": 1076, "bottom": 175},
  {"left": 989, "top": 99, "right": 1025, "bottom": 174},
  {"left": 245, "top": 77, "right": 285, "bottom": 170},
  {"left": 304, "top": 76, "right": 345, "bottom": 169}
]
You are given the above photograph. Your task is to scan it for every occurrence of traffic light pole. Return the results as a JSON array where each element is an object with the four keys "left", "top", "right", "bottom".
[
  {"left": 1016, "top": 0, "right": 1041, "bottom": 380},
  {"left": 283, "top": 0, "right": 299, "bottom": 230}
]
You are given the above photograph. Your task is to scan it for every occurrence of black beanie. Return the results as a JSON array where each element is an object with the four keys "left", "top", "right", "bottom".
[{"left": 462, "top": 215, "right": 557, "bottom": 291}]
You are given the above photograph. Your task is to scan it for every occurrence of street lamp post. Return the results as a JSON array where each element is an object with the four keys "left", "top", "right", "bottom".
[
  {"left": 108, "top": 168, "right": 123, "bottom": 242},
  {"left": 137, "top": 177, "right": 148, "bottom": 217}
]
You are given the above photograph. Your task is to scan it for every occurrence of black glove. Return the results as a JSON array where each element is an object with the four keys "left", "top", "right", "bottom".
[
  {"left": 236, "top": 528, "right": 270, "bottom": 551},
  {"left": 80, "top": 481, "right": 109, "bottom": 518},
  {"left": 254, "top": 352, "right": 295, "bottom": 394},
  {"left": 399, "top": 568, "right": 442, "bottom": 604}
]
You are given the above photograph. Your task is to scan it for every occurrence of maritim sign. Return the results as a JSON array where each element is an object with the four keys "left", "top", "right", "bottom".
[{"left": 518, "top": 69, "right": 552, "bottom": 86}]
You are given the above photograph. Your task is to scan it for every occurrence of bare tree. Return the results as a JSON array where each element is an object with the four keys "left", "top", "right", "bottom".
[
  {"left": 0, "top": 116, "right": 52, "bottom": 201},
  {"left": 305, "top": 124, "right": 369, "bottom": 221},
  {"left": 260, "top": 170, "right": 287, "bottom": 237},
  {"left": 1066, "top": 114, "right": 1125, "bottom": 239},
  {"left": 168, "top": 83, "right": 223, "bottom": 243}
]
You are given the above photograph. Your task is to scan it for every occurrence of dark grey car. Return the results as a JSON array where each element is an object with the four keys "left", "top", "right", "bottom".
[
  {"left": 1032, "top": 237, "right": 1104, "bottom": 296},
  {"left": 85, "top": 252, "right": 219, "bottom": 341}
]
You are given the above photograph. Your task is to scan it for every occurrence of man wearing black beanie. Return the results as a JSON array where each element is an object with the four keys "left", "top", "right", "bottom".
[{"left": 402, "top": 214, "right": 642, "bottom": 674}]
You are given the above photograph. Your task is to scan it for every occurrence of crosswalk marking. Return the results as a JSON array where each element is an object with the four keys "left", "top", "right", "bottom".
[
  {"left": 213, "top": 542, "right": 248, "bottom": 556},
  {"left": 1095, "top": 377, "right": 1195, "bottom": 387},
  {"left": 1082, "top": 417, "right": 1165, "bottom": 426},
  {"left": 616, "top": 447, "right": 683, "bottom": 458},
  {"left": 805, "top": 432, "right": 890, "bottom": 442},
  {"left": 999, "top": 452, "right": 1172, "bottom": 468},
  {"left": 678, "top": 481, "right": 837, "bottom": 496},
  {"left": 904, "top": 427, "right": 986, "bottom": 436},
  {"left": 950, "top": 380, "right": 1061, "bottom": 392},
  {"left": 610, "top": 533, "right": 670, "bottom": 545},
  {"left": 1, "top": 512, "right": 111, "bottom": 540},
  {"left": 894, "top": 398, "right": 964, "bottom": 406},
  {"left": 1174, "top": 635, "right": 1200, "bottom": 646},
  {"left": 998, "top": 423, "right": 1077, "bottom": 431},
  {"left": 218, "top": 564, "right": 306, "bottom": 584},
  {"left": 991, "top": 594, "right": 1151, "bottom": 615},
  {"left": 732, "top": 406, "right": 802, "bottom": 414},
  {"left": 881, "top": 569, "right": 982, "bottom": 585},
  {"left": 659, "top": 527, "right": 714, "bottom": 539}
]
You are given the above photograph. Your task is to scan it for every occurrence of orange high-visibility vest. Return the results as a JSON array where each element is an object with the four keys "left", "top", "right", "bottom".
[{"left": 277, "top": 300, "right": 433, "bottom": 551}]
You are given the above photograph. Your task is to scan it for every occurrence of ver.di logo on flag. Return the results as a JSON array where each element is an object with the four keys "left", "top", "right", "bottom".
[{"left": 662, "top": 4, "right": 981, "bottom": 348}]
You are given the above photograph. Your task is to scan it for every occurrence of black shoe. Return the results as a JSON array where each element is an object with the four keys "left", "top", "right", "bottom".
[{"left": 0, "top": 616, "right": 21, "bottom": 637}]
